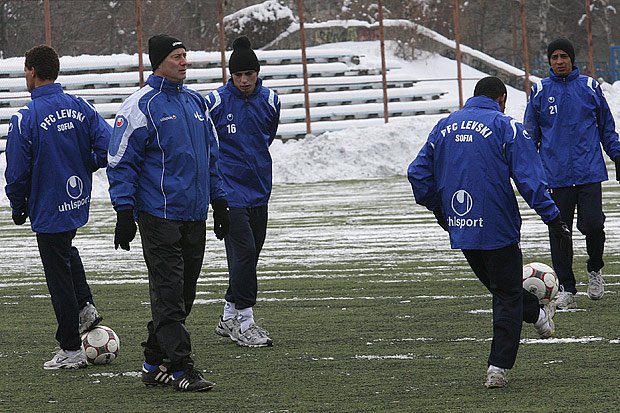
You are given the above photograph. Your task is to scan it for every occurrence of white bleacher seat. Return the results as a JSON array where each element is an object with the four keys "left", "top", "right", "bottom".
[{"left": 0, "top": 49, "right": 366, "bottom": 78}]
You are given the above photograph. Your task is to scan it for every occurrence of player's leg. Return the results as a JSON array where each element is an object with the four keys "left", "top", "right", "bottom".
[
  {"left": 138, "top": 213, "right": 192, "bottom": 374},
  {"left": 223, "top": 207, "right": 271, "bottom": 347},
  {"left": 548, "top": 187, "right": 578, "bottom": 308},
  {"left": 484, "top": 244, "right": 524, "bottom": 370},
  {"left": 36, "top": 230, "right": 87, "bottom": 369},
  {"left": 69, "top": 244, "right": 103, "bottom": 333},
  {"left": 179, "top": 220, "right": 206, "bottom": 317},
  {"left": 576, "top": 183, "right": 606, "bottom": 299}
]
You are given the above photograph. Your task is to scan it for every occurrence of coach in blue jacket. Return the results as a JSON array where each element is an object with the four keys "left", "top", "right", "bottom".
[
  {"left": 409, "top": 77, "right": 569, "bottom": 389},
  {"left": 107, "top": 35, "right": 228, "bottom": 392},
  {"left": 5, "top": 45, "right": 110, "bottom": 369},
  {"left": 524, "top": 38, "right": 620, "bottom": 309},
  {"left": 206, "top": 36, "right": 280, "bottom": 348}
]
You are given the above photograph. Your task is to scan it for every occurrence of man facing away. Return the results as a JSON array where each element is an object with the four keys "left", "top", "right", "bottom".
[
  {"left": 524, "top": 38, "right": 620, "bottom": 309},
  {"left": 107, "top": 35, "right": 229, "bottom": 392},
  {"left": 408, "top": 77, "right": 570, "bottom": 388},
  {"left": 206, "top": 35, "right": 280, "bottom": 348},
  {"left": 5, "top": 45, "right": 110, "bottom": 369}
]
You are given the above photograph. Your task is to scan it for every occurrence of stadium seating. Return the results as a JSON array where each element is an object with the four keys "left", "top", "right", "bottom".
[{"left": 0, "top": 47, "right": 456, "bottom": 151}]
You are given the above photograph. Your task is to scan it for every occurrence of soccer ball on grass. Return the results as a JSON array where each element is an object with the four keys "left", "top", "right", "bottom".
[
  {"left": 522, "top": 262, "right": 559, "bottom": 304},
  {"left": 81, "top": 325, "right": 120, "bottom": 365}
]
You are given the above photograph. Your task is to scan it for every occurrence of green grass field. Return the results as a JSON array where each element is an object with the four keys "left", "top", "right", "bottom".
[{"left": 1, "top": 176, "right": 619, "bottom": 412}]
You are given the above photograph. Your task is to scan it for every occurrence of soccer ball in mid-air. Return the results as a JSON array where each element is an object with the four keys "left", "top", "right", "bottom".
[
  {"left": 81, "top": 325, "right": 120, "bottom": 365},
  {"left": 522, "top": 262, "right": 559, "bottom": 304}
]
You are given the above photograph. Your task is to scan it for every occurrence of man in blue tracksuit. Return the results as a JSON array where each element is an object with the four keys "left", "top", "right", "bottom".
[
  {"left": 5, "top": 45, "right": 110, "bottom": 369},
  {"left": 107, "top": 35, "right": 229, "bottom": 392},
  {"left": 206, "top": 36, "right": 280, "bottom": 348},
  {"left": 408, "top": 77, "right": 570, "bottom": 389},
  {"left": 524, "top": 38, "right": 620, "bottom": 309}
]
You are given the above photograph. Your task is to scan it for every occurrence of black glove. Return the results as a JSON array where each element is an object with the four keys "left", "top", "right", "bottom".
[
  {"left": 614, "top": 156, "right": 620, "bottom": 182},
  {"left": 548, "top": 216, "right": 571, "bottom": 253},
  {"left": 12, "top": 210, "right": 27, "bottom": 225},
  {"left": 433, "top": 208, "right": 448, "bottom": 232},
  {"left": 211, "top": 198, "right": 230, "bottom": 240},
  {"left": 114, "top": 209, "right": 137, "bottom": 251}
]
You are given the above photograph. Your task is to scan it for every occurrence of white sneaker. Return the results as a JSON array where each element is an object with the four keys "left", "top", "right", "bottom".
[
  {"left": 555, "top": 290, "right": 577, "bottom": 310},
  {"left": 79, "top": 302, "right": 103, "bottom": 334},
  {"left": 43, "top": 348, "right": 87, "bottom": 370},
  {"left": 587, "top": 270, "right": 604, "bottom": 300},
  {"left": 484, "top": 365, "right": 507, "bottom": 388},
  {"left": 534, "top": 302, "right": 556, "bottom": 339},
  {"left": 215, "top": 316, "right": 240, "bottom": 341},
  {"left": 233, "top": 323, "right": 273, "bottom": 347}
]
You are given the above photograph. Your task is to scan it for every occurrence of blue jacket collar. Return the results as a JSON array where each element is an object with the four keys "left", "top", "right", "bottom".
[
  {"left": 463, "top": 95, "right": 500, "bottom": 111},
  {"left": 225, "top": 77, "right": 263, "bottom": 98},
  {"left": 549, "top": 67, "right": 579, "bottom": 82},
  {"left": 147, "top": 74, "right": 186, "bottom": 93},
  {"left": 31, "top": 83, "right": 63, "bottom": 99}
]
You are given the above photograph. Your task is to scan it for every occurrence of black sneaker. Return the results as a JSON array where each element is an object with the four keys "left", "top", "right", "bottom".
[
  {"left": 142, "top": 364, "right": 173, "bottom": 386},
  {"left": 172, "top": 368, "right": 215, "bottom": 392}
]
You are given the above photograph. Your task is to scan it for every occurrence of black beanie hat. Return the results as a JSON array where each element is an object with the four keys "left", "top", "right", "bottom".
[
  {"left": 149, "top": 34, "right": 186, "bottom": 70},
  {"left": 547, "top": 38, "right": 575, "bottom": 65},
  {"left": 229, "top": 36, "right": 260, "bottom": 74}
]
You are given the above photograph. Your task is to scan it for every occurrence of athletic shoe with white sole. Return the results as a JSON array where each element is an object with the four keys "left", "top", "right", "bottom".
[
  {"left": 555, "top": 290, "right": 577, "bottom": 310},
  {"left": 534, "top": 302, "right": 556, "bottom": 339},
  {"left": 215, "top": 316, "right": 239, "bottom": 341},
  {"left": 484, "top": 365, "right": 507, "bottom": 389},
  {"left": 587, "top": 270, "right": 604, "bottom": 300},
  {"left": 43, "top": 348, "right": 87, "bottom": 370},
  {"left": 233, "top": 323, "right": 273, "bottom": 347},
  {"left": 79, "top": 302, "right": 103, "bottom": 334},
  {"left": 142, "top": 364, "right": 173, "bottom": 386},
  {"left": 172, "top": 368, "right": 215, "bottom": 392}
]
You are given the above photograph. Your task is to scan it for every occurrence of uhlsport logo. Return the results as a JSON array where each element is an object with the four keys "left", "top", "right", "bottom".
[
  {"left": 59, "top": 175, "right": 90, "bottom": 213},
  {"left": 448, "top": 189, "right": 483, "bottom": 228},
  {"left": 160, "top": 114, "right": 177, "bottom": 122},
  {"left": 227, "top": 113, "right": 234, "bottom": 122},
  {"left": 451, "top": 190, "right": 472, "bottom": 216},
  {"left": 548, "top": 96, "right": 555, "bottom": 103},
  {"left": 66, "top": 175, "right": 83, "bottom": 199}
]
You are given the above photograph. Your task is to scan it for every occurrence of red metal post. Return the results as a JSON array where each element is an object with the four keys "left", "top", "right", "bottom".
[
  {"left": 584, "top": 0, "right": 595, "bottom": 77},
  {"left": 135, "top": 0, "right": 144, "bottom": 87},
  {"left": 297, "top": 0, "right": 312, "bottom": 136},
  {"left": 452, "top": 0, "right": 463, "bottom": 109},
  {"left": 378, "top": 0, "right": 389, "bottom": 123},
  {"left": 217, "top": 0, "right": 227, "bottom": 84},
  {"left": 44, "top": 0, "right": 52, "bottom": 46},
  {"left": 520, "top": 0, "right": 531, "bottom": 95}
]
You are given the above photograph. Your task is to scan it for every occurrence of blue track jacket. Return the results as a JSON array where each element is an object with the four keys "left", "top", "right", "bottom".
[
  {"left": 107, "top": 74, "right": 225, "bottom": 221},
  {"left": 205, "top": 78, "right": 280, "bottom": 208},
  {"left": 4, "top": 83, "right": 111, "bottom": 233},
  {"left": 524, "top": 67, "right": 620, "bottom": 188},
  {"left": 408, "top": 96, "right": 560, "bottom": 250}
]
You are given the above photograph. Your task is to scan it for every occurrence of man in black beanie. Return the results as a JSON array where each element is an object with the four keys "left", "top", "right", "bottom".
[
  {"left": 525, "top": 38, "right": 620, "bottom": 309},
  {"left": 108, "top": 34, "right": 230, "bottom": 391},
  {"left": 206, "top": 35, "right": 280, "bottom": 348}
]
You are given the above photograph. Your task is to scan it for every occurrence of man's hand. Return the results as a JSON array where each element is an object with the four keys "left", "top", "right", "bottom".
[
  {"left": 548, "top": 216, "right": 571, "bottom": 253},
  {"left": 12, "top": 211, "right": 27, "bottom": 225},
  {"left": 211, "top": 198, "right": 230, "bottom": 240},
  {"left": 433, "top": 208, "right": 448, "bottom": 232},
  {"left": 114, "top": 210, "right": 136, "bottom": 251}
]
